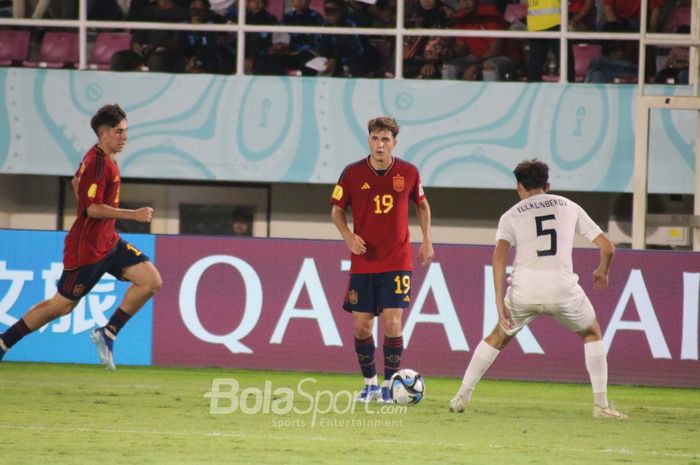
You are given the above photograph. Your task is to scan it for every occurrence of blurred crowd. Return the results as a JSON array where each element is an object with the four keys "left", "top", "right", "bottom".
[{"left": 0, "top": 0, "right": 693, "bottom": 83}]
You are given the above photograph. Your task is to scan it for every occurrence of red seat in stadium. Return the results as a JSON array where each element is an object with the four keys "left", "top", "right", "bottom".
[
  {"left": 88, "top": 32, "right": 133, "bottom": 70},
  {"left": 0, "top": 30, "right": 31, "bottom": 66},
  {"left": 23, "top": 31, "right": 78, "bottom": 69}
]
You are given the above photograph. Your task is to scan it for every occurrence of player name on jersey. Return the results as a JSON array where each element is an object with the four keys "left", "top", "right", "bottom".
[{"left": 516, "top": 198, "right": 568, "bottom": 214}]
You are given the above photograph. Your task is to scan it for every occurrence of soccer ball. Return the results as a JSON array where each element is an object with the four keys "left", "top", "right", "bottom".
[{"left": 389, "top": 368, "right": 425, "bottom": 405}]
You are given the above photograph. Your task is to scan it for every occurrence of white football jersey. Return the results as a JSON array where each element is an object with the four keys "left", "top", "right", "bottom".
[{"left": 496, "top": 193, "right": 603, "bottom": 303}]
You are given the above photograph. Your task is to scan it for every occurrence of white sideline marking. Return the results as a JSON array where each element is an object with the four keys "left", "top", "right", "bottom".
[
  {"left": 1, "top": 424, "right": 698, "bottom": 459},
  {"left": 487, "top": 443, "right": 700, "bottom": 460}
]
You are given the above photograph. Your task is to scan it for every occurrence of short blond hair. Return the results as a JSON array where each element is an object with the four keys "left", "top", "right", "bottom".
[{"left": 367, "top": 116, "right": 400, "bottom": 138}]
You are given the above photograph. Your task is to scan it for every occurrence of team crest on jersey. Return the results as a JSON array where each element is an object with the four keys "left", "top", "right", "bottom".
[
  {"left": 348, "top": 289, "right": 358, "bottom": 305},
  {"left": 72, "top": 284, "right": 86, "bottom": 297},
  {"left": 392, "top": 175, "right": 404, "bottom": 192}
]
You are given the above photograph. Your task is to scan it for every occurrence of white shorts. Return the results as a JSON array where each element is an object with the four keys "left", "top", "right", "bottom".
[{"left": 502, "top": 286, "right": 596, "bottom": 336}]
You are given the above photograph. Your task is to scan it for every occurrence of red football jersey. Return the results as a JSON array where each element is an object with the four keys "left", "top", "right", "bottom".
[
  {"left": 63, "top": 145, "right": 121, "bottom": 268},
  {"left": 332, "top": 156, "right": 426, "bottom": 273}
]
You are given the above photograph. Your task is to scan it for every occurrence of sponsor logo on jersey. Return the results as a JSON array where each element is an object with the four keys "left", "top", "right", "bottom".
[
  {"left": 348, "top": 289, "right": 358, "bottom": 305},
  {"left": 393, "top": 175, "right": 404, "bottom": 192},
  {"left": 332, "top": 184, "right": 344, "bottom": 201},
  {"left": 403, "top": 295, "right": 410, "bottom": 302},
  {"left": 87, "top": 183, "right": 98, "bottom": 199},
  {"left": 361, "top": 182, "right": 370, "bottom": 190}
]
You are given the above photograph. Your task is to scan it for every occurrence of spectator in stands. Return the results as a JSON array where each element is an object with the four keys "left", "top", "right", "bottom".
[
  {"left": 602, "top": 0, "right": 665, "bottom": 32},
  {"left": 343, "top": 0, "right": 395, "bottom": 27},
  {"left": 344, "top": 0, "right": 374, "bottom": 26},
  {"left": 133, "top": 0, "right": 188, "bottom": 60},
  {"left": 128, "top": 0, "right": 154, "bottom": 19},
  {"left": 584, "top": 22, "right": 638, "bottom": 82},
  {"left": 569, "top": 0, "right": 594, "bottom": 30},
  {"left": 88, "top": 0, "right": 128, "bottom": 20},
  {"left": 18, "top": 0, "right": 76, "bottom": 18},
  {"left": 179, "top": 0, "right": 229, "bottom": 73},
  {"left": 654, "top": 25, "right": 690, "bottom": 84},
  {"left": 317, "top": 0, "right": 381, "bottom": 77},
  {"left": 110, "top": 50, "right": 145, "bottom": 71},
  {"left": 403, "top": 0, "right": 453, "bottom": 79},
  {"left": 146, "top": 49, "right": 178, "bottom": 71},
  {"left": 254, "top": 0, "right": 323, "bottom": 75},
  {"left": 282, "top": 0, "right": 324, "bottom": 52},
  {"left": 224, "top": 0, "right": 280, "bottom": 74},
  {"left": 369, "top": 0, "right": 397, "bottom": 27},
  {"left": 526, "top": 0, "right": 575, "bottom": 82},
  {"left": 406, "top": 0, "right": 453, "bottom": 28},
  {"left": 443, "top": 0, "right": 517, "bottom": 81},
  {"left": 210, "top": 0, "right": 236, "bottom": 15}
]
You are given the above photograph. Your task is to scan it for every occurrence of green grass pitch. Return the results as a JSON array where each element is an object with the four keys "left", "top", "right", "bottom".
[{"left": 1, "top": 363, "right": 698, "bottom": 465}]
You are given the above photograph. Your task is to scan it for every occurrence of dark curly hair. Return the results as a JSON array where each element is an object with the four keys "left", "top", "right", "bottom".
[
  {"left": 513, "top": 159, "right": 549, "bottom": 190},
  {"left": 90, "top": 104, "right": 127, "bottom": 136}
]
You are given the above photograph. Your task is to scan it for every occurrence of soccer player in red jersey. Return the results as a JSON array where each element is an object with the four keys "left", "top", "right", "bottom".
[
  {"left": 0, "top": 104, "right": 162, "bottom": 370},
  {"left": 331, "top": 116, "right": 434, "bottom": 402}
]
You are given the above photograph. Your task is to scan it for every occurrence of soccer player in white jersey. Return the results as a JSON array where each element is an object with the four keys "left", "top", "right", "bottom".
[{"left": 449, "top": 159, "right": 627, "bottom": 419}]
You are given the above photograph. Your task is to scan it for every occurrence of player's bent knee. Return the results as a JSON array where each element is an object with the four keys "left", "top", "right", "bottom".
[
  {"left": 52, "top": 294, "right": 79, "bottom": 317},
  {"left": 578, "top": 319, "right": 602, "bottom": 341},
  {"left": 485, "top": 325, "right": 512, "bottom": 350},
  {"left": 148, "top": 273, "right": 163, "bottom": 295}
]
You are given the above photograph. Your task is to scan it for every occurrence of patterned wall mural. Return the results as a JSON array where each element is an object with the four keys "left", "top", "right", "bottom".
[{"left": 0, "top": 68, "right": 695, "bottom": 193}]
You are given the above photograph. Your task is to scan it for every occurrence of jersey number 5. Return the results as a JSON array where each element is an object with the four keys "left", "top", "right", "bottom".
[
  {"left": 535, "top": 214, "right": 557, "bottom": 256},
  {"left": 373, "top": 194, "right": 394, "bottom": 214}
]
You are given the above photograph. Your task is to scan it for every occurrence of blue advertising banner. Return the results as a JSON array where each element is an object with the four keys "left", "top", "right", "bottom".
[{"left": 0, "top": 229, "right": 154, "bottom": 365}]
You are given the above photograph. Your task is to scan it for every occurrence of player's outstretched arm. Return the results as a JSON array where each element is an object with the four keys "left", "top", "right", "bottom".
[
  {"left": 87, "top": 203, "right": 153, "bottom": 223},
  {"left": 416, "top": 199, "right": 434, "bottom": 266},
  {"left": 591, "top": 233, "right": 615, "bottom": 289},
  {"left": 492, "top": 239, "right": 513, "bottom": 330},
  {"left": 331, "top": 205, "right": 366, "bottom": 255}
]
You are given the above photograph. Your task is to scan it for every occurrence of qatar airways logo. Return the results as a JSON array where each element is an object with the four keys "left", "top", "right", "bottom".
[{"left": 177, "top": 255, "right": 699, "bottom": 361}]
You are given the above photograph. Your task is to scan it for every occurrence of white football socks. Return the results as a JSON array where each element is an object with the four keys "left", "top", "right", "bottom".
[
  {"left": 584, "top": 340, "right": 609, "bottom": 408},
  {"left": 458, "top": 340, "right": 501, "bottom": 401}
]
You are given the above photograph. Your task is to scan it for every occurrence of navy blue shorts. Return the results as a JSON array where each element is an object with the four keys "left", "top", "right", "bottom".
[
  {"left": 343, "top": 271, "right": 412, "bottom": 315},
  {"left": 57, "top": 238, "right": 150, "bottom": 301}
]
